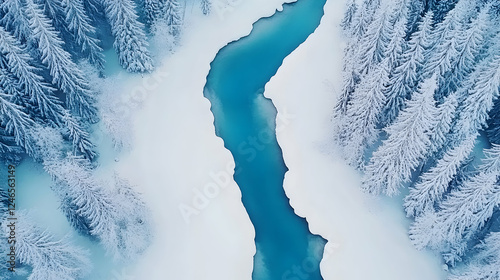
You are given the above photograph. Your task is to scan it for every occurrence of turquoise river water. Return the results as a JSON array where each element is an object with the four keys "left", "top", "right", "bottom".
[{"left": 204, "top": 0, "right": 327, "bottom": 279}]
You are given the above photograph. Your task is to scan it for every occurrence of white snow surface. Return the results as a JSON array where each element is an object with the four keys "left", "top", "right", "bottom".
[
  {"left": 106, "top": 1, "right": 298, "bottom": 279},
  {"left": 264, "top": 0, "right": 448, "bottom": 279}
]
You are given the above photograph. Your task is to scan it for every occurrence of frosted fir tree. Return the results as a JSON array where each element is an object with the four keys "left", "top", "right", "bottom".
[
  {"left": 449, "top": 231, "right": 500, "bottom": 280},
  {"left": 384, "top": 0, "right": 408, "bottom": 68},
  {"left": 423, "top": 0, "right": 477, "bottom": 82},
  {"left": 438, "top": 3, "right": 492, "bottom": 100},
  {"left": 358, "top": 0, "right": 381, "bottom": 38},
  {"left": 340, "top": 0, "right": 358, "bottom": 35},
  {"left": 30, "top": 127, "right": 151, "bottom": 260},
  {"left": 409, "top": 145, "right": 500, "bottom": 257},
  {"left": 356, "top": 7, "right": 392, "bottom": 76},
  {"left": 43, "top": 154, "right": 118, "bottom": 249},
  {"left": 200, "top": 0, "right": 212, "bottom": 15},
  {"left": 61, "top": 110, "right": 96, "bottom": 159},
  {"left": 0, "top": 0, "right": 32, "bottom": 42},
  {"left": 45, "top": 155, "right": 152, "bottom": 260},
  {"left": 404, "top": 136, "right": 475, "bottom": 217},
  {"left": 111, "top": 174, "right": 153, "bottom": 260},
  {"left": 144, "top": 0, "right": 164, "bottom": 25},
  {"left": 405, "top": 0, "right": 424, "bottom": 34},
  {"left": 363, "top": 75, "right": 439, "bottom": 195},
  {"left": 7, "top": 214, "right": 91, "bottom": 280},
  {"left": 487, "top": 98, "right": 500, "bottom": 144},
  {"left": 103, "top": 0, "right": 154, "bottom": 73},
  {"left": 60, "top": 0, "right": 105, "bottom": 69},
  {"left": 0, "top": 88, "right": 36, "bottom": 155},
  {"left": 340, "top": 58, "right": 390, "bottom": 168},
  {"left": 162, "top": 0, "right": 184, "bottom": 36},
  {"left": 428, "top": 92, "right": 458, "bottom": 153},
  {"left": 380, "top": 11, "right": 434, "bottom": 126},
  {"left": 452, "top": 45, "right": 500, "bottom": 142},
  {"left": 24, "top": 0, "right": 98, "bottom": 122},
  {"left": 0, "top": 25, "right": 63, "bottom": 121}
]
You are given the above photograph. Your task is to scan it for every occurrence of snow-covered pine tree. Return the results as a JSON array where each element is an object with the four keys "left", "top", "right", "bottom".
[
  {"left": 103, "top": 0, "right": 154, "bottom": 73},
  {"left": 384, "top": 0, "right": 408, "bottom": 68},
  {"left": 24, "top": 0, "right": 98, "bottom": 122},
  {"left": 0, "top": 25, "right": 63, "bottom": 121},
  {"left": 405, "top": 0, "right": 424, "bottom": 36},
  {"left": 422, "top": 1, "right": 460, "bottom": 81},
  {"left": 380, "top": 11, "right": 434, "bottom": 126},
  {"left": 61, "top": 110, "right": 96, "bottom": 159},
  {"left": 0, "top": 0, "right": 32, "bottom": 42},
  {"left": 340, "top": 0, "right": 358, "bottom": 35},
  {"left": 144, "top": 0, "right": 163, "bottom": 25},
  {"left": 356, "top": 7, "right": 392, "bottom": 76},
  {"left": 428, "top": 92, "right": 458, "bottom": 153},
  {"left": 162, "top": 0, "right": 184, "bottom": 36},
  {"left": 453, "top": 44, "right": 500, "bottom": 142},
  {"left": 200, "top": 0, "right": 212, "bottom": 15},
  {"left": 43, "top": 154, "right": 118, "bottom": 248},
  {"left": 409, "top": 145, "right": 500, "bottom": 259},
  {"left": 340, "top": 58, "right": 390, "bottom": 168},
  {"left": 404, "top": 136, "right": 475, "bottom": 217},
  {"left": 363, "top": 75, "right": 439, "bottom": 195},
  {"left": 437, "top": 3, "right": 492, "bottom": 101},
  {"left": 449, "top": 231, "right": 500, "bottom": 280},
  {"left": 0, "top": 88, "right": 36, "bottom": 155},
  {"left": 433, "top": 0, "right": 460, "bottom": 23},
  {"left": 111, "top": 174, "right": 152, "bottom": 259},
  {"left": 359, "top": 0, "right": 381, "bottom": 37},
  {"left": 60, "top": 0, "right": 105, "bottom": 69},
  {"left": 487, "top": 98, "right": 500, "bottom": 144},
  {"left": 45, "top": 154, "right": 153, "bottom": 259},
  {"left": 9, "top": 214, "right": 91, "bottom": 280},
  {"left": 31, "top": 126, "right": 151, "bottom": 259}
]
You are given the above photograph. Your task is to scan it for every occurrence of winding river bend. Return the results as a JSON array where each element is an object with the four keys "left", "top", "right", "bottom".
[{"left": 204, "top": 0, "right": 327, "bottom": 279}]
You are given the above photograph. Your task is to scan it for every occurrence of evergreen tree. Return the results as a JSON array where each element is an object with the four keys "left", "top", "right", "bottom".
[
  {"left": 380, "top": 11, "right": 433, "bottom": 126},
  {"left": 10, "top": 214, "right": 91, "bottom": 280},
  {"left": 144, "top": 0, "right": 163, "bottom": 25},
  {"left": 61, "top": 0, "right": 105, "bottom": 69},
  {"left": 0, "top": 25, "right": 63, "bottom": 121},
  {"left": 449, "top": 231, "right": 500, "bottom": 280},
  {"left": 24, "top": 0, "right": 98, "bottom": 122},
  {"left": 429, "top": 92, "right": 458, "bottom": 153},
  {"left": 384, "top": 0, "right": 408, "bottom": 68},
  {"left": 453, "top": 45, "right": 500, "bottom": 142},
  {"left": 340, "top": 0, "right": 358, "bottom": 35},
  {"left": 162, "top": 0, "right": 184, "bottom": 36},
  {"left": 487, "top": 98, "right": 500, "bottom": 144},
  {"left": 356, "top": 7, "right": 392, "bottom": 75},
  {"left": 341, "top": 58, "right": 390, "bottom": 168},
  {"left": 437, "top": 3, "right": 492, "bottom": 101},
  {"left": 200, "top": 0, "right": 212, "bottom": 15},
  {"left": 404, "top": 136, "right": 475, "bottom": 217},
  {"left": 0, "top": 88, "right": 35, "bottom": 155},
  {"left": 111, "top": 174, "right": 152, "bottom": 259},
  {"left": 363, "top": 75, "right": 439, "bottom": 195},
  {"left": 0, "top": 0, "right": 32, "bottom": 42},
  {"left": 409, "top": 145, "right": 500, "bottom": 256},
  {"left": 103, "top": 0, "right": 154, "bottom": 73}
]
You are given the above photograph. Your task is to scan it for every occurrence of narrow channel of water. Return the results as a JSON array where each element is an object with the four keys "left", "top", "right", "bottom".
[{"left": 204, "top": 0, "right": 327, "bottom": 279}]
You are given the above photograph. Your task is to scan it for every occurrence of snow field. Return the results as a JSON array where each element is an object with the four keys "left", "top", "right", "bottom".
[{"left": 264, "top": 0, "right": 447, "bottom": 279}]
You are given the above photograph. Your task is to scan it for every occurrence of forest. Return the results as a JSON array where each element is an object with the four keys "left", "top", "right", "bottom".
[
  {"left": 0, "top": 0, "right": 210, "bottom": 279},
  {"left": 336, "top": 0, "right": 500, "bottom": 278}
]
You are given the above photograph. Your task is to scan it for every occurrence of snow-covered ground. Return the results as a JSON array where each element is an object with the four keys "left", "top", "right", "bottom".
[
  {"left": 104, "top": 1, "right": 299, "bottom": 279},
  {"left": 264, "top": 0, "right": 447, "bottom": 279},
  {"left": 14, "top": 0, "right": 450, "bottom": 278}
]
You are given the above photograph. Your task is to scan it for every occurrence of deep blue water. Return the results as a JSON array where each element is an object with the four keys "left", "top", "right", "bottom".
[{"left": 204, "top": 0, "right": 327, "bottom": 279}]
